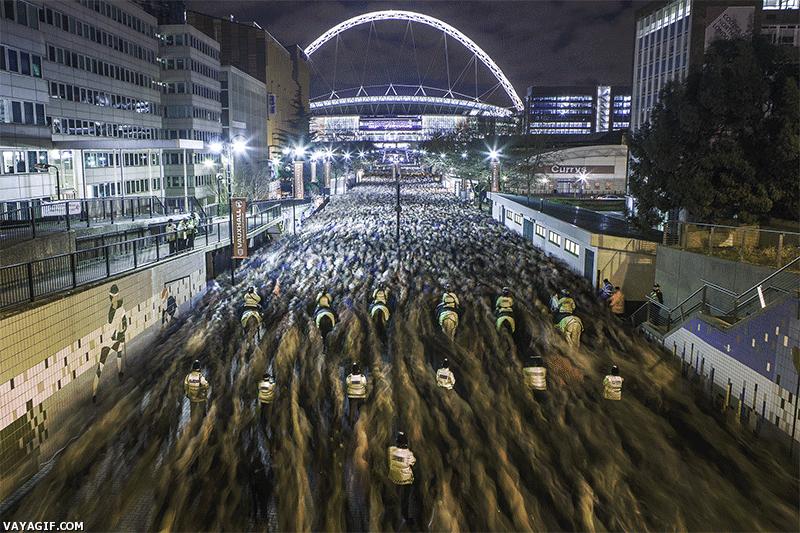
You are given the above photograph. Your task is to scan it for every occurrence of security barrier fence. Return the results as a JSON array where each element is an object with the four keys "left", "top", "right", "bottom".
[{"left": 0, "top": 202, "right": 282, "bottom": 311}]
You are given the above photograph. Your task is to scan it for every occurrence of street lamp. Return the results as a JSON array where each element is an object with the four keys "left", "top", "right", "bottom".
[
  {"left": 34, "top": 163, "right": 61, "bottom": 200},
  {"left": 487, "top": 148, "right": 502, "bottom": 193},
  {"left": 209, "top": 135, "right": 247, "bottom": 284}
]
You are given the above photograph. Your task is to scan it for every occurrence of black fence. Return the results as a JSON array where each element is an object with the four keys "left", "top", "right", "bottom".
[
  {"left": 0, "top": 202, "right": 282, "bottom": 311},
  {"left": 0, "top": 196, "right": 170, "bottom": 244}
]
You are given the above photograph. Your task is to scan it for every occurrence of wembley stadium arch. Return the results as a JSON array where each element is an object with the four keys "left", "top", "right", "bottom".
[{"left": 304, "top": 10, "right": 522, "bottom": 143}]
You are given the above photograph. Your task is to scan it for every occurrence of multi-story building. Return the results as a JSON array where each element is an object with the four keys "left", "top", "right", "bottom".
[
  {"left": 220, "top": 65, "right": 270, "bottom": 194},
  {"left": 524, "top": 86, "right": 631, "bottom": 135},
  {"left": 158, "top": 23, "right": 222, "bottom": 207},
  {"left": 0, "top": 0, "right": 231, "bottom": 207},
  {"left": 185, "top": 10, "right": 311, "bottom": 157},
  {"left": 1, "top": 0, "right": 166, "bottom": 202},
  {"left": 631, "top": 0, "right": 798, "bottom": 131}
]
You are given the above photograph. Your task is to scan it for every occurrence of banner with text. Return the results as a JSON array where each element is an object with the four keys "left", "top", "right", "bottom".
[
  {"left": 293, "top": 161, "right": 304, "bottom": 199},
  {"left": 231, "top": 198, "right": 248, "bottom": 259}
]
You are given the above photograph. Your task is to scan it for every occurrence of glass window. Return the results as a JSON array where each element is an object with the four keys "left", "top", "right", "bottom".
[
  {"left": 31, "top": 54, "right": 41, "bottom": 77},
  {"left": 35, "top": 103, "right": 45, "bottom": 125},
  {"left": 0, "top": 46, "right": 5, "bottom": 70},
  {"left": 14, "top": 150, "right": 26, "bottom": 172},
  {"left": 11, "top": 100, "right": 22, "bottom": 123},
  {"left": 23, "top": 101, "right": 33, "bottom": 124},
  {"left": 7, "top": 49, "right": 18, "bottom": 72},
  {"left": 3, "top": 151, "right": 14, "bottom": 173},
  {"left": 548, "top": 231, "right": 562, "bottom": 247},
  {"left": 27, "top": 150, "right": 37, "bottom": 170},
  {"left": 4, "top": 0, "right": 14, "bottom": 21}
]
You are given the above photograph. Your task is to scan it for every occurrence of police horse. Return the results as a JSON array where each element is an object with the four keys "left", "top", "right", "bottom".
[
  {"left": 314, "top": 304, "right": 336, "bottom": 349},
  {"left": 370, "top": 297, "right": 390, "bottom": 331},
  {"left": 241, "top": 308, "right": 263, "bottom": 342},
  {"left": 436, "top": 303, "right": 459, "bottom": 341},
  {"left": 557, "top": 314, "right": 583, "bottom": 348}
]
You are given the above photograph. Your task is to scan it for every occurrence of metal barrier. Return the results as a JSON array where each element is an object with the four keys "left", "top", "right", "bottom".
[
  {"left": 631, "top": 256, "right": 800, "bottom": 336},
  {"left": 662, "top": 221, "right": 800, "bottom": 269},
  {"left": 0, "top": 202, "right": 282, "bottom": 311},
  {"left": 0, "top": 196, "right": 170, "bottom": 245}
]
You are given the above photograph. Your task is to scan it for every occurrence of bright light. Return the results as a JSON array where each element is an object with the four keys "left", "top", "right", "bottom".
[
  {"left": 203, "top": 159, "right": 215, "bottom": 168},
  {"left": 325, "top": 147, "right": 335, "bottom": 160},
  {"left": 293, "top": 145, "right": 307, "bottom": 158},
  {"left": 461, "top": 151, "right": 468, "bottom": 159},
  {"left": 439, "top": 153, "right": 446, "bottom": 159},
  {"left": 311, "top": 151, "right": 321, "bottom": 161},
  {"left": 343, "top": 151, "right": 352, "bottom": 161},
  {"left": 358, "top": 150, "right": 366, "bottom": 159},
  {"left": 231, "top": 138, "right": 247, "bottom": 154},
  {"left": 209, "top": 141, "right": 223, "bottom": 154},
  {"left": 281, "top": 147, "right": 291, "bottom": 155},
  {"left": 488, "top": 148, "right": 501, "bottom": 161}
]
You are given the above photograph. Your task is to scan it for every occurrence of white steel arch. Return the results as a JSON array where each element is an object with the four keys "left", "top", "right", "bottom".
[{"left": 303, "top": 10, "right": 524, "bottom": 112}]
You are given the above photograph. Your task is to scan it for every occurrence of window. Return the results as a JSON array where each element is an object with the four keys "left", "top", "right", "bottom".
[
  {"left": 31, "top": 54, "right": 41, "bottom": 77},
  {"left": 11, "top": 101, "right": 22, "bottom": 123},
  {"left": 565, "top": 239, "right": 580, "bottom": 257},
  {"left": 548, "top": 231, "right": 562, "bottom": 247},
  {"left": 505, "top": 209, "right": 513, "bottom": 220},
  {"left": 23, "top": 101, "right": 33, "bottom": 124},
  {"left": 19, "top": 51, "right": 29, "bottom": 75},
  {"left": 513, "top": 213, "right": 523, "bottom": 225},
  {"left": 535, "top": 224, "right": 546, "bottom": 238},
  {"left": 7, "top": 49, "right": 18, "bottom": 72}
]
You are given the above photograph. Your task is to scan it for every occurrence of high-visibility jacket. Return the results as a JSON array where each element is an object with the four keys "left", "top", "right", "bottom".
[
  {"left": 495, "top": 295, "right": 513, "bottom": 312},
  {"left": 317, "top": 292, "right": 332, "bottom": 308},
  {"left": 558, "top": 297, "right": 576, "bottom": 314},
  {"left": 166, "top": 223, "right": 177, "bottom": 241},
  {"left": 346, "top": 373, "right": 367, "bottom": 399},
  {"left": 441, "top": 292, "right": 459, "bottom": 310},
  {"left": 258, "top": 378, "right": 275, "bottom": 404},
  {"left": 244, "top": 291, "right": 262, "bottom": 308},
  {"left": 523, "top": 366, "right": 547, "bottom": 391},
  {"left": 177, "top": 220, "right": 188, "bottom": 239},
  {"left": 184, "top": 371, "right": 209, "bottom": 403},
  {"left": 603, "top": 375, "right": 624, "bottom": 400},
  {"left": 372, "top": 288, "right": 389, "bottom": 305},
  {"left": 609, "top": 291, "right": 625, "bottom": 315},
  {"left": 388, "top": 446, "right": 416, "bottom": 485},
  {"left": 436, "top": 368, "right": 456, "bottom": 390}
]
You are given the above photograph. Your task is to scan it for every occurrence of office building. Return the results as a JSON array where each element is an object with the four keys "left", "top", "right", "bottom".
[
  {"left": 524, "top": 85, "right": 631, "bottom": 135},
  {"left": 158, "top": 23, "right": 222, "bottom": 207},
  {"left": 185, "top": 11, "right": 311, "bottom": 158},
  {"left": 631, "top": 0, "right": 798, "bottom": 131}
]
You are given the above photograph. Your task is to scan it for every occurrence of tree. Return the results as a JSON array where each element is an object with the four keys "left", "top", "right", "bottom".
[
  {"left": 504, "top": 142, "right": 563, "bottom": 201},
  {"left": 629, "top": 37, "right": 799, "bottom": 225}
]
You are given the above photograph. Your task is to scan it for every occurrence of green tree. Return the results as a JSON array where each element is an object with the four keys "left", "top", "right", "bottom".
[{"left": 629, "top": 37, "right": 799, "bottom": 225}]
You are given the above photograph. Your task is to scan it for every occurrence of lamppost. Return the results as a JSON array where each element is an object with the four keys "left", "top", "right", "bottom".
[
  {"left": 291, "top": 144, "right": 306, "bottom": 235},
  {"left": 209, "top": 136, "right": 247, "bottom": 284},
  {"left": 488, "top": 148, "right": 501, "bottom": 193},
  {"left": 34, "top": 163, "right": 61, "bottom": 200}
]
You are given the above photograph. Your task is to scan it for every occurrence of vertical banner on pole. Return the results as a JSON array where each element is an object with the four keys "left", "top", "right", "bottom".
[
  {"left": 293, "top": 161, "right": 304, "bottom": 199},
  {"left": 231, "top": 197, "right": 248, "bottom": 258},
  {"left": 491, "top": 161, "right": 500, "bottom": 192}
]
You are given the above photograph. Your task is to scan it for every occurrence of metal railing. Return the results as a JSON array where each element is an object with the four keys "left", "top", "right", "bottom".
[
  {"left": 631, "top": 256, "right": 800, "bottom": 336},
  {"left": 0, "top": 202, "right": 282, "bottom": 311},
  {"left": 662, "top": 220, "right": 800, "bottom": 269},
  {"left": 0, "top": 196, "right": 170, "bottom": 245}
]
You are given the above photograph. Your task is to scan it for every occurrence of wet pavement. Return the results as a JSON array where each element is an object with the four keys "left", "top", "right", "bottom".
[{"left": 2, "top": 178, "right": 797, "bottom": 532}]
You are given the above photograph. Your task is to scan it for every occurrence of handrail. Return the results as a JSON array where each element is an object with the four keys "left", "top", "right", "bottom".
[
  {"left": 671, "top": 220, "right": 800, "bottom": 236},
  {"left": 699, "top": 279, "right": 738, "bottom": 296},
  {"left": 737, "top": 256, "right": 800, "bottom": 299}
]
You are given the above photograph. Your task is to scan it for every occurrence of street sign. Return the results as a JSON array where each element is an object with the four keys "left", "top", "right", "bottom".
[
  {"left": 41, "top": 201, "right": 81, "bottom": 217},
  {"left": 231, "top": 197, "right": 248, "bottom": 258}
]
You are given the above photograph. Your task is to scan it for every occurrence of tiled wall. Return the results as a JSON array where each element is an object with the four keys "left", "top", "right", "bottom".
[
  {"left": 665, "top": 296, "right": 800, "bottom": 441},
  {"left": 0, "top": 252, "right": 207, "bottom": 500}
]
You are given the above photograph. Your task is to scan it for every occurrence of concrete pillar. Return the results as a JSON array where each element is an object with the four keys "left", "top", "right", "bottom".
[
  {"left": 158, "top": 149, "right": 166, "bottom": 203},
  {"left": 324, "top": 160, "right": 331, "bottom": 188},
  {"left": 75, "top": 149, "right": 87, "bottom": 199},
  {"left": 118, "top": 149, "right": 125, "bottom": 198},
  {"left": 310, "top": 160, "right": 316, "bottom": 184},
  {"left": 491, "top": 161, "right": 499, "bottom": 192},
  {"left": 293, "top": 160, "right": 304, "bottom": 200}
]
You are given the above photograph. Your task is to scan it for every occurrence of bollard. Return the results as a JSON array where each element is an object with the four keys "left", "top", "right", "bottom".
[{"left": 723, "top": 381, "right": 732, "bottom": 412}]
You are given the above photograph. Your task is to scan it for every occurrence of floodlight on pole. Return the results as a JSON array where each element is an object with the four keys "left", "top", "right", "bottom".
[
  {"left": 231, "top": 138, "right": 247, "bottom": 154},
  {"left": 209, "top": 141, "right": 223, "bottom": 154}
]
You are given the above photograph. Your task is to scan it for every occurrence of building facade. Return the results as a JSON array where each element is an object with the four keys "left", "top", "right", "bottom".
[
  {"left": 185, "top": 11, "right": 310, "bottom": 158},
  {"left": 0, "top": 0, "right": 232, "bottom": 208},
  {"left": 524, "top": 85, "right": 631, "bottom": 135},
  {"left": 631, "top": 0, "right": 799, "bottom": 130},
  {"left": 158, "top": 23, "right": 222, "bottom": 206}
]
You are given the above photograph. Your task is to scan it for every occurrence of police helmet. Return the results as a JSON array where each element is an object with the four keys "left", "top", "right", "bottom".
[
  {"left": 560, "top": 288, "right": 570, "bottom": 297},
  {"left": 351, "top": 361, "right": 361, "bottom": 374},
  {"left": 263, "top": 372, "right": 272, "bottom": 380},
  {"left": 396, "top": 431, "right": 409, "bottom": 448},
  {"left": 611, "top": 365, "right": 619, "bottom": 375},
  {"left": 248, "top": 286, "right": 256, "bottom": 293},
  {"left": 502, "top": 287, "right": 511, "bottom": 296},
  {"left": 441, "top": 358, "right": 449, "bottom": 369},
  {"left": 192, "top": 359, "right": 201, "bottom": 371}
]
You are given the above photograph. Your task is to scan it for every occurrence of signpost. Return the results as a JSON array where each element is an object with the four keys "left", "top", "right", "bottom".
[{"left": 231, "top": 197, "right": 248, "bottom": 259}]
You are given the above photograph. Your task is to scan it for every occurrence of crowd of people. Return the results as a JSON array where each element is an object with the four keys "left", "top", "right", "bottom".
[{"left": 15, "top": 178, "right": 797, "bottom": 532}]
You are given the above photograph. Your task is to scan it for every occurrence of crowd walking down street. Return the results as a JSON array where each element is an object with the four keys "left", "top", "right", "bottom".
[{"left": 4, "top": 178, "right": 796, "bottom": 532}]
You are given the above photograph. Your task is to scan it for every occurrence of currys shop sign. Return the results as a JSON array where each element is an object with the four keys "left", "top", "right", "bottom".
[{"left": 534, "top": 164, "right": 615, "bottom": 175}]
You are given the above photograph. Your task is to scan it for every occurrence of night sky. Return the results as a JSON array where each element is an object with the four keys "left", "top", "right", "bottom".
[{"left": 186, "top": 0, "right": 636, "bottom": 104}]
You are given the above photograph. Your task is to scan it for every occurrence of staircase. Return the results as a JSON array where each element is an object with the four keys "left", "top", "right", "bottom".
[{"left": 631, "top": 256, "right": 800, "bottom": 341}]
